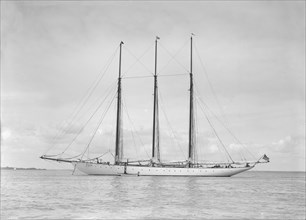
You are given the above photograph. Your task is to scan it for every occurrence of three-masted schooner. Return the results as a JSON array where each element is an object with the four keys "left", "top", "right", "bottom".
[{"left": 41, "top": 35, "right": 269, "bottom": 176}]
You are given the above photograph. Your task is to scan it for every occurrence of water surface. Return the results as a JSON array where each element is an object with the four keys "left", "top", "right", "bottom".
[{"left": 1, "top": 170, "right": 305, "bottom": 219}]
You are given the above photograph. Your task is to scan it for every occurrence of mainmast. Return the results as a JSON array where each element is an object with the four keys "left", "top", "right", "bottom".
[
  {"left": 152, "top": 36, "right": 160, "bottom": 164},
  {"left": 188, "top": 34, "right": 195, "bottom": 167},
  {"left": 115, "top": 41, "right": 124, "bottom": 165}
]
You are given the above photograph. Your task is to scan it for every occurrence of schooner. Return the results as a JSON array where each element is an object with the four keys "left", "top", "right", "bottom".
[{"left": 41, "top": 35, "right": 269, "bottom": 176}]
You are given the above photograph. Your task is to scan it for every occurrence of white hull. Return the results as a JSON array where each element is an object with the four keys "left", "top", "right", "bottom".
[{"left": 74, "top": 162, "right": 253, "bottom": 177}]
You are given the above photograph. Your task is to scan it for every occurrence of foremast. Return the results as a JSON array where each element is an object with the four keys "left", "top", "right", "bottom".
[
  {"left": 188, "top": 34, "right": 195, "bottom": 167},
  {"left": 115, "top": 41, "right": 124, "bottom": 165},
  {"left": 152, "top": 36, "right": 161, "bottom": 164}
]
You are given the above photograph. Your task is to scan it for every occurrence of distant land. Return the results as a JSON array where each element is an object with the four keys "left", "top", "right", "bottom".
[{"left": 1, "top": 166, "right": 46, "bottom": 170}]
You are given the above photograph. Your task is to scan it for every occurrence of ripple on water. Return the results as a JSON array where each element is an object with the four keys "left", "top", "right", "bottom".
[{"left": 1, "top": 170, "right": 305, "bottom": 219}]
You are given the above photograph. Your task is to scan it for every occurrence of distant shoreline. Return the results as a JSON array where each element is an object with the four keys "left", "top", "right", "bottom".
[{"left": 1, "top": 166, "right": 46, "bottom": 170}]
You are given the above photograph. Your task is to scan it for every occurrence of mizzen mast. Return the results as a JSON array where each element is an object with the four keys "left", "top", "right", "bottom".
[
  {"left": 152, "top": 36, "right": 160, "bottom": 164},
  {"left": 115, "top": 41, "right": 124, "bottom": 165},
  {"left": 188, "top": 34, "right": 195, "bottom": 167}
]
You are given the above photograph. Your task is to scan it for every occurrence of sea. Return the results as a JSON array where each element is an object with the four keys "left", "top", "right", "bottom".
[{"left": 1, "top": 170, "right": 305, "bottom": 219}]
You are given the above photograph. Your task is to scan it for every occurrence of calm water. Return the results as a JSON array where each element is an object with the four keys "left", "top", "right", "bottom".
[{"left": 1, "top": 170, "right": 305, "bottom": 219}]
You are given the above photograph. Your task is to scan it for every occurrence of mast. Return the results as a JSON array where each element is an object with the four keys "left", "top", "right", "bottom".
[
  {"left": 152, "top": 36, "right": 160, "bottom": 163},
  {"left": 188, "top": 34, "right": 195, "bottom": 167},
  {"left": 115, "top": 41, "right": 124, "bottom": 165}
]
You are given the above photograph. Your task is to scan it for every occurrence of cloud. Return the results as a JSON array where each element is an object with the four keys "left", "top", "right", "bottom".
[
  {"left": 1, "top": 128, "right": 12, "bottom": 141},
  {"left": 270, "top": 135, "right": 305, "bottom": 154}
]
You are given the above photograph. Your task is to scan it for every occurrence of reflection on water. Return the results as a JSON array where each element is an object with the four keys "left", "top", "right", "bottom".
[{"left": 1, "top": 170, "right": 305, "bottom": 219}]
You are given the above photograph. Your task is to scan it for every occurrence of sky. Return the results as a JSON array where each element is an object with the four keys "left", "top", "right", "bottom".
[{"left": 1, "top": 1, "right": 305, "bottom": 171}]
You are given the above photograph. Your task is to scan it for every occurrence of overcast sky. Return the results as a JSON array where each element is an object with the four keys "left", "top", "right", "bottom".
[{"left": 1, "top": 1, "right": 305, "bottom": 171}]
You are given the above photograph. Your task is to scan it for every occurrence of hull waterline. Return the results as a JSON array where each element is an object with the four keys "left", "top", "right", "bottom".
[{"left": 73, "top": 162, "right": 253, "bottom": 177}]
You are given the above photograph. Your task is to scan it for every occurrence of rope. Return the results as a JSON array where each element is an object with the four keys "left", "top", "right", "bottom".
[
  {"left": 124, "top": 43, "right": 155, "bottom": 77},
  {"left": 122, "top": 75, "right": 153, "bottom": 79},
  {"left": 61, "top": 154, "right": 83, "bottom": 160},
  {"left": 121, "top": 97, "right": 145, "bottom": 159},
  {"left": 60, "top": 82, "right": 117, "bottom": 156},
  {"left": 195, "top": 90, "right": 256, "bottom": 160},
  {"left": 197, "top": 97, "right": 235, "bottom": 163},
  {"left": 158, "top": 73, "right": 188, "bottom": 77},
  {"left": 43, "top": 153, "right": 63, "bottom": 158},
  {"left": 193, "top": 43, "right": 254, "bottom": 161},
  {"left": 72, "top": 80, "right": 117, "bottom": 128},
  {"left": 159, "top": 90, "right": 187, "bottom": 160},
  {"left": 195, "top": 97, "right": 230, "bottom": 163},
  {"left": 80, "top": 91, "right": 117, "bottom": 160},
  {"left": 72, "top": 164, "right": 77, "bottom": 175},
  {"left": 158, "top": 40, "right": 189, "bottom": 75},
  {"left": 44, "top": 45, "right": 120, "bottom": 155},
  {"left": 81, "top": 151, "right": 111, "bottom": 162},
  {"left": 193, "top": 42, "right": 236, "bottom": 145}
]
